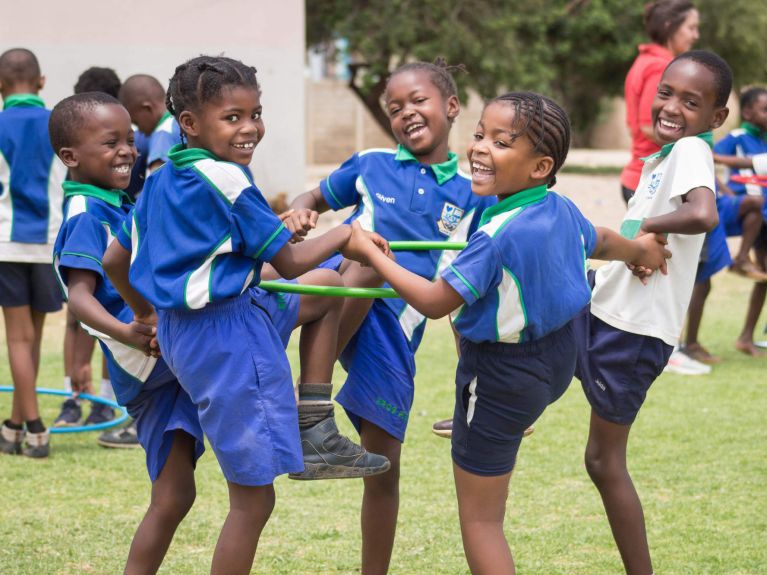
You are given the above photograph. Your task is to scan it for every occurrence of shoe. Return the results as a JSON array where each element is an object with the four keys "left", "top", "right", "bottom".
[
  {"left": 663, "top": 349, "right": 712, "bottom": 375},
  {"left": 22, "top": 429, "right": 50, "bottom": 458},
  {"left": 84, "top": 402, "right": 115, "bottom": 425},
  {"left": 97, "top": 419, "right": 140, "bottom": 448},
  {"left": 431, "top": 418, "right": 535, "bottom": 439},
  {"left": 681, "top": 344, "right": 722, "bottom": 365},
  {"left": 0, "top": 423, "right": 24, "bottom": 455},
  {"left": 53, "top": 399, "right": 82, "bottom": 427},
  {"left": 289, "top": 416, "right": 390, "bottom": 480}
]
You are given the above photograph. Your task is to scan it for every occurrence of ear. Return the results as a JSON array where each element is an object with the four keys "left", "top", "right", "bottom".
[
  {"left": 710, "top": 106, "right": 729, "bottom": 130},
  {"left": 38, "top": 76, "right": 46, "bottom": 91},
  {"left": 446, "top": 95, "right": 460, "bottom": 122},
  {"left": 58, "top": 147, "right": 79, "bottom": 169},
  {"left": 178, "top": 110, "right": 198, "bottom": 137},
  {"left": 531, "top": 155, "right": 554, "bottom": 181}
]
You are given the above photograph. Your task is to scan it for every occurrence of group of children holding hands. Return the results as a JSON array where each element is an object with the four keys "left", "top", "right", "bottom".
[{"left": 0, "top": 42, "right": 754, "bottom": 575}]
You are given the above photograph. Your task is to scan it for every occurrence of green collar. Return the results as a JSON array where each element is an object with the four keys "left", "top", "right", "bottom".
[
  {"left": 478, "top": 184, "right": 548, "bottom": 228},
  {"left": 742, "top": 122, "right": 767, "bottom": 142},
  {"left": 153, "top": 111, "right": 172, "bottom": 133},
  {"left": 167, "top": 144, "right": 221, "bottom": 168},
  {"left": 62, "top": 181, "right": 132, "bottom": 208},
  {"left": 3, "top": 93, "right": 45, "bottom": 110},
  {"left": 395, "top": 145, "right": 458, "bottom": 185},
  {"left": 642, "top": 131, "right": 714, "bottom": 162}
]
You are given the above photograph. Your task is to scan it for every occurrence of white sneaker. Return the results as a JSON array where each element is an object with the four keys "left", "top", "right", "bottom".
[{"left": 663, "top": 349, "right": 712, "bottom": 375}]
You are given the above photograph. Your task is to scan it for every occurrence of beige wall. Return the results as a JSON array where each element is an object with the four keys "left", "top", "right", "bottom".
[{"left": 1, "top": 0, "right": 305, "bottom": 197}]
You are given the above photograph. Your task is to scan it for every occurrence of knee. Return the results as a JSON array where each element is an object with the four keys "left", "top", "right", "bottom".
[
  {"left": 152, "top": 485, "right": 196, "bottom": 524},
  {"left": 584, "top": 444, "right": 621, "bottom": 485},
  {"left": 314, "top": 269, "right": 343, "bottom": 289}
]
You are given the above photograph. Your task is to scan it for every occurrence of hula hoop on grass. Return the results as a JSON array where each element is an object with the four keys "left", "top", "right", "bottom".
[
  {"left": 259, "top": 240, "right": 468, "bottom": 298},
  {"left": 0, "top": 386, "right": 129, "bottom": 434},
  {"left": 730, "top": 174, "right": 767, "bottom": 188}
]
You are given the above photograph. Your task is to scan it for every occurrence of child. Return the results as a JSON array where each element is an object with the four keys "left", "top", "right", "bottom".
[
  {"left": 0, "top": 48, "right": 67, "bottom": 458},
  {"left": 713, "top": 86, "right": 767, "bottom": 356},
  {"left": 287, "top": 59, "right": 496, "bottom": 571},
  {"left": 575, "top": 50, "right": 728, "bottom": 575},
  {"left": 341, "top": 91, "right": 671, "bottom": 574},
  {"left": 49, "top": 91, "right": 206, "bottom": 573},
  {"left": 103, "top": 55, "right": 388, "bottom": 574},
  {"left": 119, "top": 74, "right": 181, "bottom": 173}
]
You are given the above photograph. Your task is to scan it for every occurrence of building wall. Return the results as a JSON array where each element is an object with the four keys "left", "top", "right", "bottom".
[{"left": 1, "top": 0, "right": 305, "bottom": 198}]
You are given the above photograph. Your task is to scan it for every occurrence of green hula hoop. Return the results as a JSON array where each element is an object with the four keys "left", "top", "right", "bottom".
[{"left": 388, "top": 241, "right": 467, "bottom": 251}]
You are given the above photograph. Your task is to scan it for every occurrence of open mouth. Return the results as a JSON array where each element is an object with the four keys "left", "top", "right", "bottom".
[
  {"left": 471, "top": 160, "right": 494, "bottom": 183},
  {"left": 232, "top": 142, "right": 256, "bottom": 151},
  {"left": 111, "top": 164, "right": 131, "bottom": 175},
  {"left": 656, "top": 117, "right": 684, "bottom": 138},
  {"left": 404, "top": 123, "right": 426, "bottom": 138}
]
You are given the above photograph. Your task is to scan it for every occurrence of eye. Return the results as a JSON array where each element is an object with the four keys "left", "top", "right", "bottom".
[
  {"left": 226, "top": 114, "right": 239, "bottom": 122},
  {"left": 472, "top": 132, "right": 483, "bottom": 141},
  {"left": 105, "top": 139, "right": 117, "bottom": 147},
  {"left": 389, "top": 106, "right": 401, "bottom": 117},
  {"left": 252, "top": 111, "right": 261, "bottom": 120},
  {"left": 494, "top": 140, "right": 509, "bottom": 148},
  {"left": 685, "top": 99, "right": 699, "bottom": 109},
  {"left": 414, "top": 97, "right": 427, "bottom": 104}
]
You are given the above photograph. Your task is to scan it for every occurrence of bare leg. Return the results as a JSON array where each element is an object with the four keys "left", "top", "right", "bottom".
[
  {"left": 454, "top": 463, "right": 515, "bottom": 575},
  {"left": 359, "top": 420, "right": 401, "bottom": 575},
  {"left": 335, "top": 260, "right": 383, "bottom": 357},
  {"left": 737, "top": 244, "right": 767, "bottom": 356},
  {"left": 124, "top": 431, "right": 197, "bottom": 575},
  {"left": 3, "top": 306, "right": 45, "bottom": 424},
  {"left": 584, "top": 410, "right": 652, "bottom": 575},
  {"left": 733, "top": 197, "right": 765, "bottom": 265},
  {"left": 210, "top": 482, "right": 275, "bottom": 575}
]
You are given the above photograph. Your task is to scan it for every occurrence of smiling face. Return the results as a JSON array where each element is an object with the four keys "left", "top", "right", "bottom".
[
  {"left": 666, "top": 9, "right": 699, "bottom": 56},
  {"left": 385, "top": 70, "right": 459, "bottom": 165},
  {"left": 62, "top": 104, "right": 136, "bottom": 189},
  {"left": 743, "top": 92, "right": 767, "bottom": 132},
  {"left": 467, "top": 101, "right": 553, "bottom": 200},
  {"left": 179, "top": 85, "right": 264, "bottom": 166},
  {"left": 652, "top": 59, "right": 728, "bottom": 145}
]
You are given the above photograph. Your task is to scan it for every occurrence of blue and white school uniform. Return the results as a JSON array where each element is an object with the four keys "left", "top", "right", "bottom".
[
  {"left": 0, "top": 94, "right": 67, "bottom": 311},
  {"left": 146, "top": 112, "right": 182, "bottom": 170},
  {"left": 319, "top": 145, "right": 495, "bottom": 441},
  {"left": 123, "top": 144, "right": 301, "bottom": 485},
  {"left": 441, "top": 185, "right": 597, "bottom": 475},
  {"left": 53, "top": 182, "right": 203, "bottom": 480}
]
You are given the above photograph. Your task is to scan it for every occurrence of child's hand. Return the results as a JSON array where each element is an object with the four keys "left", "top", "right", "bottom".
[
  {"left": 70, "top": 363, "right": 93, "bottom": 397},
  {"left": 122, "top": 321, "right": 160, "bottom": 357},
  {"left": 631, "top": 232, "right": 671, "bottom": 280},
  {"left": 280, "top": 208, "right": 318, "bottom": 243},
  {"left": 341, "top": 221, "right": 391, "bottom": 265}
]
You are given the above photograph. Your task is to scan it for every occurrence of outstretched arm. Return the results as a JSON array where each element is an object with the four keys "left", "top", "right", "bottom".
[
  {"left": 281, "top": 186, "right": 332, "bottom": 241},
  {"left": 591, "top": 227, "right": 672, "bottom": 273}
]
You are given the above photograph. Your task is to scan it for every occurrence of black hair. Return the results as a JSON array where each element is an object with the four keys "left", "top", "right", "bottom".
[
  {"left": 644, "top": 0, "right": 696, "bottom": 45},
  {"left": 49, "top": 92, "right": 122, "bottom": 153},
  {"left": 0, "top": 48, "right": 41, "bottom": 85},
  {"left": 74, "top": 67, "right": 121, "bottom": 98},
  {"left": 165, "top": 55, "right": 259, "bottom": 123},
  {"left": 740, "top": 87, "right": 767, "bottom": 114},
  {"left": 385, "top": 57, "right": 463, "bottom": 101},
  {"left": 491, "top": 92, "right": 571, "bottom": 188},
  {"left": 668, "top": 50, "right": 732, "bottom": 108}
]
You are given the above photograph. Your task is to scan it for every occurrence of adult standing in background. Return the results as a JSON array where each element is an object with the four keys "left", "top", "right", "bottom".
[{"left": 620, "top": 0, "right": 700, "bottom": 203}]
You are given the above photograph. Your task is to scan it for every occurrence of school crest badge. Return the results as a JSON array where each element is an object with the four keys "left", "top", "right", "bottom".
[
  {"left": 647, "top": 172, "right": 663, "bottom": 197},
  {"left": 437, "top": 202, "right": 464, "bottom": 236}
]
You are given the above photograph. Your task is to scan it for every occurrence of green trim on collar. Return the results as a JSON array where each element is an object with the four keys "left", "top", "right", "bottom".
[
  {"left": 479, "top": 184, "right": 548, "bottom": 228},
  {"left": 62, "top": 181, "right": 131, "bottom": 208},
  {"left": 394, "top": 145, "right": 458, "bottom": 185},
  {"left": 153, "top": 111, "right": 173, "bottom": 133},
  {"left": 641, "top": 131, "right": 714, "bottom": 162},
  {"left": 742, "top": 122, "right": 767, "bottom": 141},
  {"left": 3, "top": 94, "right": 45, "bottom": 110},
  {"left": 168, "top": 144, "right": 221, "bottom": 168}
]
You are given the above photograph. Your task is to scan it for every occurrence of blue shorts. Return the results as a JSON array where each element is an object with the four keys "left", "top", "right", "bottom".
[
  {"left": 258, "top": 279, "right": 300, "bottom": 347},
  {"left": 336, "top": 299, "right": 417, "bottom": 442},
  {"left": 696, "top": 215, "right": 732, "bottom": 283},
  {"left": 451, "top": 322, "right": 576, "bottom": 476},
  {"left": 717, "top": 194, "right": 745, "bottom": 237},
  {"left": 573, "top": 301, "right": 673, "bottom": 425},
  {"left": 158, "top": 289, "right": 303, "bottom": 486},
  {"left": 125, "top": 362, "right": 205, "bottom": 482}
]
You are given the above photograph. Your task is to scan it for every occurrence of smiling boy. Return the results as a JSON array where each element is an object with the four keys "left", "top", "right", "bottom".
[{"left": 573, "top": 50, "right": 731, "bottom": 575}]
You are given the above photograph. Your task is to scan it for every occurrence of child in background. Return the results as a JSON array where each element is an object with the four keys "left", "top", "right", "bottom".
[
  {"left": 0, "top": 48, "right": 67, "bottom": 458},
  {"left": 287, "top": 59, "right": 495, "bottom": 572},
  {"left": 576, "top": 50, "right": 728, "bottom": 575},
  {"left": 104, "top": 56, "right": 389, "bottom": 574},
  {"left": 49, "top": 92, "right": 205, "bottom": 573},
  {"left": 342, "top": 92, "right": 671, "bottom": 575},
  {"left": 713, "top": 86, "right": 767, "bottom": 356},
  {"left": 119, "top": 74, "right": 181, "bottom": 173}
]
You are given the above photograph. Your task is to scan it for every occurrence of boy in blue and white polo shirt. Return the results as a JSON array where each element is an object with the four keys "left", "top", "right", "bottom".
[
  {"left": 49, "top": 92, "right": 205, "bottom": 572},
  {"left": 0, "top": 48, "right": 67, "bottom": 458}
]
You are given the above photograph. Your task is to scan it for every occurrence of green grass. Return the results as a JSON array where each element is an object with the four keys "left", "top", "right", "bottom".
[{"left": 1, "top": 272, "right": 765, "bottom": 574}]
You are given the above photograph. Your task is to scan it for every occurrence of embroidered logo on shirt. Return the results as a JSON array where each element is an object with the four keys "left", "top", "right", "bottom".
[
  {"left": 437, "top": 202, "right": 464, "bottom": 236},
  {"left": 375, "top": 192, "right": 396, "bottom": 204},
  {"left": 647, "top": 172, "right": 663, "bottom": 197}
]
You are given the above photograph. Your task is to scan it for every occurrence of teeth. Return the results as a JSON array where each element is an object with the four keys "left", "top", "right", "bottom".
[
  {"left": 112, "top": 165, "right": 130, "bottom": 174},
  {"left": 405, "top": 123, "right": 424, "bottom": 134},
  {"left": 660, "top": 119, "right": 682, "bottom": 129},
  {"left": 472, "top": 162, "right": 492, "bottom": 172},
  {"left": 233, "top": 142, "right": 255, "bottom": 149}
]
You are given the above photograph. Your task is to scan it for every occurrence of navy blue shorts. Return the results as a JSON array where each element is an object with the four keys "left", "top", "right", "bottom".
[
  {"left": 718, "top": 194, "right": 745, "bottom": 237},
  {"left": 336, "top": 299, "right": 417, "bottom": 442},
  {"left": 125, "top": 364, "right": 205, "bottom": 482},
  {"left": 573, "top": 300, "right": 673, "bottom": 425},
  {"left": 696, "top": 214, "right": 732, "bottom": 283},
  {"left": 0, "top": 261, "right": 63, "bottom": 312},
  {"left": 451, "top": 321, "right": 576, "bottom": 476}
]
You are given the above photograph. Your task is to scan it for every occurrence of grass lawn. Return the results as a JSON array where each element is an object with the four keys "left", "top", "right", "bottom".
[{"left": 0, "top": 271, "right": 765, "bottom": 574}]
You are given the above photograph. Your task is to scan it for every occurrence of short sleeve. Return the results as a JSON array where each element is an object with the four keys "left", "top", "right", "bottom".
[
  {"left": 668, "top": 137, "right": 715, "bottom": 200},
  {"left": 116, "top": 208, "right": 134, "bottom": 251},
  {"left": 147, "top": 128, "right": 179, "bottom": 167},
  {"left": 320, "top": 153, "right": 362, "bottom": 210},
  {"left": 562, "top": 196, "right": 598, "bottom": 257},
  {"left": 467, "top": 195, "right": 497, "bottom": 237},
  {"left": 637, "top": 64, "right": 664, "bottom": 126},
  {"left": 752, "top": 153, "right": 767, "bottom": 175},
  {"left": 713, "top": 133, "right": 737, "bottom": 156},
  {"left": 441, "top": 231, "right": 502, "bottom": 306},
  {"left": 230, "top": 186, "right": 293, "bottom": 262},
  {"left": 57, "top": 213, "right": 110, "bottom": 280}
]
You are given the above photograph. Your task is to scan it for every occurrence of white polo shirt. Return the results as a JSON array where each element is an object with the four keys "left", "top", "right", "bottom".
[{"left": 591, "top": 133, "right": 715, "bottom": 346}]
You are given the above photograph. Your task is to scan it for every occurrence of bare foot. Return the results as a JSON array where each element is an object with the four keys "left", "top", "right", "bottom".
[
  {"left": 729, "top": 261, "right": 767, "bottom": 282},
  {"left": 735, "top": 340, "right": 766, "bottom": 357},
  {"left": 684, "top": 342, "right": 722, "bottom": 364}
]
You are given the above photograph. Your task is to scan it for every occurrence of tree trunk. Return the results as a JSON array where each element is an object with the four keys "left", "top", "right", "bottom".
[{"left": 347, "top": 63, "right": 395, "bottom": 142}]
